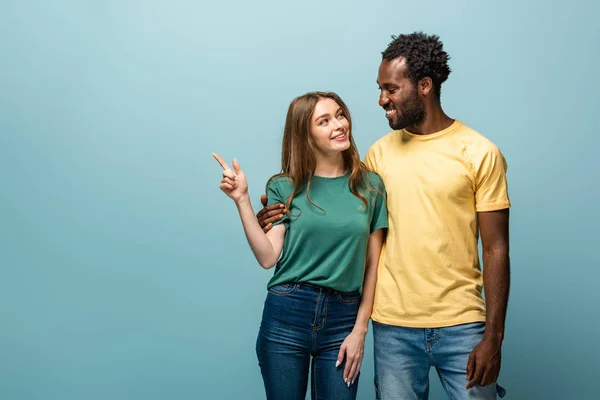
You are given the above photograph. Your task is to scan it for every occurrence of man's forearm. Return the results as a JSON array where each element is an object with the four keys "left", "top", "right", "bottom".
[{"left": 482, "top": 246, "right": 510, "bottom": 340}]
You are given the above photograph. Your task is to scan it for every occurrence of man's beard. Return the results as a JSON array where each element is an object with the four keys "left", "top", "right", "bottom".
[{"left": 390, "top": 89, "right": 426, "bottom": 130}]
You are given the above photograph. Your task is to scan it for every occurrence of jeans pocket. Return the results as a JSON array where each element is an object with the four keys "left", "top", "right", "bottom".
[
  {"left": 267, "top": 283, "right": 299, "bottom": 296},
  {"left": 337, "top": 291, "right": 361, "bottom": 304}
]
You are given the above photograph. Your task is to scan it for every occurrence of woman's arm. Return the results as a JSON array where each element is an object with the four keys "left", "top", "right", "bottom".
[
  {"left": 337, "top": 228, "right": 386, "bottom": 386},
  {"left": 355, "top": 228, "right": 385, "bottom": 333},
  {"left": 235, "top": 195, "right": 286, "bottom": 269},
  {"left": 213, "top": 153, "right": 285, "bottom": 269}
]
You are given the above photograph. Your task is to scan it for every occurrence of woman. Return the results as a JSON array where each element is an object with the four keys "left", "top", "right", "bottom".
[{"left": 213, "top": 91, "right": 387, "bottom": 400}]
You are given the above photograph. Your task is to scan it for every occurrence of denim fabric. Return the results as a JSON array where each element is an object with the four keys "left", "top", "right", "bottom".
[
  {"left": 256, "top": 282, "right": 361, "bottom": 400},
  {"left": 373, "top": 321, "right": 506, "bottom": 400}
]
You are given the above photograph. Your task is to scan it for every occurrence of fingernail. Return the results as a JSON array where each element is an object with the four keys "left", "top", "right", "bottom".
[
  {"left": 335, "top": 360, "right": 340, "bottom": 368},
  {"left": 347, "top": 381, "right": 350, "bottom": 388},
  {"left": 351, "top": 380, "right": 355, "bottom": 385}
]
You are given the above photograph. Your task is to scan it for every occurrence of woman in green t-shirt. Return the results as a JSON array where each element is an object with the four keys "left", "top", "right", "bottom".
[{"left": 213, "top": 91, "right": 387, "bottom": 400}]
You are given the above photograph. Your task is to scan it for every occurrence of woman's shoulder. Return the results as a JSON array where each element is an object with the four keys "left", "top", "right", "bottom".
[
  {"left": 362, "top": 168, "right": 385, "bottom": 189},
  {"left": 267, "top": 174, "right": 294, "bottom": 193}
]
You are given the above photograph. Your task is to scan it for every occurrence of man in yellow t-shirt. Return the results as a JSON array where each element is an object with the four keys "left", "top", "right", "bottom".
[
  {"left": 366, "top": 32, "right": 510, "bottom": 400},
  {"left": 257, "top": 32, "right": 510, "bottom": 400}
]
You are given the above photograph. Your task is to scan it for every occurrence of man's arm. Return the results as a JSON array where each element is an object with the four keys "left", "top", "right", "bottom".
[
  {"left": 466, "top": 208, "right": 510, "bottom": 389},
  {"left": 256, "top": 194, "right": 286, "bottom": 233}
]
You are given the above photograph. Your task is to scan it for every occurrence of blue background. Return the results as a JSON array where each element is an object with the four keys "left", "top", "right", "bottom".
[{"left": 1, "top": 0, "right": 598, "bottom": 399}]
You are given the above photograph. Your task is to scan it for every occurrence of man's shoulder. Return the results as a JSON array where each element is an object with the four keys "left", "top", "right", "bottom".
[
  {"left": 371, "top": 130, "right": 398, "bottom": 147},
  {"left": 366, "top": 131, "right": 398, "bottom": 155},
  {"left": 454, "top": 121, "right": 502, "bottom": 154}
]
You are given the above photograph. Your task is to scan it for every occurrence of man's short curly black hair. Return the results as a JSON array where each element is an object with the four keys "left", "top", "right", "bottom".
[{"left": 381, "top": 31, "right": 451, "bottom": 98}]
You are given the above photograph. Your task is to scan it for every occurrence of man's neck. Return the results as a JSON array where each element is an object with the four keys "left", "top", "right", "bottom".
[{"left": 408, "top": 103, "right": 454, "bottom": 135}]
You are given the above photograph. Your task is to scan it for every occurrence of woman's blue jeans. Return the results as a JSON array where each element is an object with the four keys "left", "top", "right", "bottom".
[{"left": 256, "top": 282, "right": 361, "bottom": 400}]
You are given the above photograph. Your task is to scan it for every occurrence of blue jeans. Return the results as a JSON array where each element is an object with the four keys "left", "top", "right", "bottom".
[
  {"left": 256, "top": 282, "right": 361, "bottom": 400},
  {"left": 373, "top": 321, "right": 506, "bottom": 400}
]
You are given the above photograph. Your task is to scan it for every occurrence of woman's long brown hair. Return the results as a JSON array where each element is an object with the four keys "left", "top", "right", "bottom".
[{"left": 266, "top": 91, "right": 373, "bottom": 213}]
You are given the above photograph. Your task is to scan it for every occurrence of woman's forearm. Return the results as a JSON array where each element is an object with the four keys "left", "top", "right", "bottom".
[
  {"left": 353, "top": 229, "right": 385, "bottom": 334},
  {"left": 235, "top": 194, "right": 281, "bottom": 269}
]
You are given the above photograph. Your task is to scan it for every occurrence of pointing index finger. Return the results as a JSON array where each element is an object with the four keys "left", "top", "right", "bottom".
[{"left": 212, "top": 152, "right": 231, "bottom": 171}]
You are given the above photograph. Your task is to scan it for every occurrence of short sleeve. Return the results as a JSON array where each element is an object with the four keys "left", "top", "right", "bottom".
[
  {"left": 364, "top": 146, "right": 379, "bottom": 174},
  {"left": 267, "top": 178, "right": 291, "bottom": 228},
  {"left": 475, "top": 145, "right": 511, "bottom": 212},
  {"left": 369, "top": 174, "right": 388, "bottom": 233}
]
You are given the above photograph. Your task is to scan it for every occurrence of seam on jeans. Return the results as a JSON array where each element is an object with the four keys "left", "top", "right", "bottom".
[
  {"left": 425, "top": 328, "right": 436, "bottom": 368},
  {"left": 314, "top": 294, "right": 329, "bottom": 330},
  {"left": 427, "top": 350, "right": 436, "bottom": 366},
  {"left": 267, "top": 282, "right": 300, "bottom": 296},
  {"left": 424, "top": 329, "right": 433, "bottom": 355},
  {"left": 336, "top": 291, "right": 361, "bottom": 304},
  {"left": 425, "top": 329, "right": 440, "bottom": 351},
  {"left": 311, "top": 290, "right": 322, "bottom": 354},
  {"left": 430, "top": 329, "right": 440, "bottom": 351},
  {"left": 312, "top": 356, "right": 318, "bottom": 400},
  {"left": 312, "top": 290, "right": 322, "bottom": 327},
  {"left": 437, "top": 369, "right": 455, "bottom": 400}
]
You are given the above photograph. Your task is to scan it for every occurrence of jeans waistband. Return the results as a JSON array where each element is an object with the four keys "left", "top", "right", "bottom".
[{"left": 291, "top": 281, "right": 359, "bottom": 296}]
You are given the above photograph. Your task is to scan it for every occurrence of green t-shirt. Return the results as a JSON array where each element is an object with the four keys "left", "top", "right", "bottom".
[{"left": 266, "top": 171, "right": 388, "bottom": 292}]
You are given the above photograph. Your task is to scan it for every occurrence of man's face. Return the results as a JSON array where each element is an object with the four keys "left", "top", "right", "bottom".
[{"left": 377, "top": 58, "right": 425, "bottom": 130}]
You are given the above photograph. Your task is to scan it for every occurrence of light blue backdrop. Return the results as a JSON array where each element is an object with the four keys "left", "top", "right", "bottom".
[{"left": 1, "top": 1, "right": 598, "bottom": 399}]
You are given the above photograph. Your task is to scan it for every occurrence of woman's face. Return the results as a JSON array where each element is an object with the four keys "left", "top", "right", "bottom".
[{"left": 309, "top": 98, "right": 351, "bottom": 157}]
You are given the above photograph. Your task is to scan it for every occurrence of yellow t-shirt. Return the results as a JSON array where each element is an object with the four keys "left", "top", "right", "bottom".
[{"left": 364, "top": 120, "right": 511, "bottom": 328}]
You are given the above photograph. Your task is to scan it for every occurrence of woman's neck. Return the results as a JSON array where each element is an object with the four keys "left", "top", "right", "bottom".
[{"left": 314, "top": 153, "right": 346, "bottom": 178}]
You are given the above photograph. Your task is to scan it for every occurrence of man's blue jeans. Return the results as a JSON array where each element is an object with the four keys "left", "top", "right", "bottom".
[
  {"left": 373, "top": 321, "right": 506, "bottom": 399},
  {"left": 256, "top": 282, "right": 361, "bottom": 400}
]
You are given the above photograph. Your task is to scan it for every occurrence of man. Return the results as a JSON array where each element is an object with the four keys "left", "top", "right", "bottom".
[{"left": 257, "top": 32, "right": 510, "bottom": 399}]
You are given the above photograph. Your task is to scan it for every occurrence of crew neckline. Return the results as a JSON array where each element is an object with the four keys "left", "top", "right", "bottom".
[
  {"left": 402, "top": 119, "right": 462, "bottom": 141},
  {"left": 313, "top": 171, "right": 350, "bottom": 180}
]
